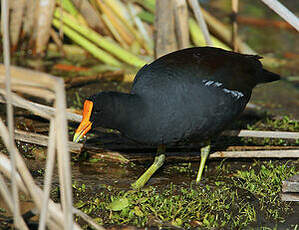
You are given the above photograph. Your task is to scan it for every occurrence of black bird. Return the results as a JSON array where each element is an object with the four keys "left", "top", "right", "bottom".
[{"left": 73, "top": 47, "right": 280, "bottom": 189}]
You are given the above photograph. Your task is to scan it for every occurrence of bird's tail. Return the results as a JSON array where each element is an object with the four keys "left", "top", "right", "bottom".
[{"left": 259, "top": 69, "right": 281, "bottom": 83}]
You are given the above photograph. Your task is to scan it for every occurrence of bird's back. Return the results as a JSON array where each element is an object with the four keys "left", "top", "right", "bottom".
[{"left": 121, "top": 47, "right": 279, "bottom": 144}]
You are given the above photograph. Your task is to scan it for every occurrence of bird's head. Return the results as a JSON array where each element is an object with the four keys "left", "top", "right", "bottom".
[{"left": 72, "top": 92, "right": 118, "bottom": 143}]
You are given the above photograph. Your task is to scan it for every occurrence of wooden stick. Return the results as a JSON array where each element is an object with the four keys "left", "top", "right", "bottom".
[
  {"left": 35, "top": 0, "right": 56, "bottom": 55},
  {"left": 9, "top": 0, "right": 25, "bottom": 51},
  {"left": 38, "top": 119, "right": 57, "bottom": 230},
  {"left": 0, "top": 84, "right": 55, "bottom": 101},
  {"left": 0, "top": 154, "right": 28, "bottom": 193},
  {"left": 72, "top": 0, "right": 109, "bottom": 35},
  {"left": 0, "top": 173, "right": 29, "bottom": 230},
  {"left": 0, "top": 64, "right": 57, "bottom": 91},
  {"left": 231, "top": 0, "right": 239, "bottom": 51},
  {"left": 50, "top": 29, "right": 65, "bottom": 56},
  {"left": 188, "top": 0, "right": 213, "bottom": 46},
  {"left": 54, "top": 79, "right": 74, "bottom": 230},
  {"left": 0, "top": 119, "right": 82, "bottom": 230},
  {"left": 127, "top": 2, "right": 154, "bottom": 55},
  {"left": 154, "top": 0, "right": 177, "bottom": 58},
  {"left": 174, "top": 0, "right": 189, "bottom": 49},
  {"left": 201, "top": 8, "right": 255, "bottom": 54},
  {"left": 0, "top": 90, "right": 81, "bottom": 122},
  {"left": 64, "top": 70, "right": 124, "bottom": 88},
  {"left": 280, "top": 193, "right": 299, "bottom": 202},
  {"left": 73, "top": 208, "right": 106, "bottom": 230},
  {"left": 23, "top": 0, "right": 36, "bottom": 38},
  {"left": 14, "top": 129, "right": 83, "bottom": 153},
  {"left": 282, "top": 174, "right": 299, "bottom": 193},
  {"left": 1, "top": 0, "right": 22, "bottom": 227},
  {"left": 260, "top": 0, "right": 299, "bottom": 31},
  {"left": 222, "top": 130, "right": 299, "bottom": 139},
  {"left": 209, "top": 150, "right": 299, "bottom": 158}
]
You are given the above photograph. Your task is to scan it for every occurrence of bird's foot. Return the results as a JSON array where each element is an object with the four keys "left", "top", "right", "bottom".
[
  {"left": 131, "top": 154, "right": 165, "bottom": 190},
  {"left": 196, "top": 142, "right": 211, "bottom": 184}
]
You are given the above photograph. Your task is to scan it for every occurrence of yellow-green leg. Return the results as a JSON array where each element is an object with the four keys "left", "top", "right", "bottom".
[
  {"left": 196, "top": 141, "right": 211, "bottom": 184},
  {"left": 131, "top": 145, "right": 166, "bottom": 189}
]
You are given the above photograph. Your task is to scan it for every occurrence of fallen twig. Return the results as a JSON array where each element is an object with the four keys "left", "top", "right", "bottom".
[
  {"left": 222, "top": 130, "right": 299, "bottom": 139},
  {"left": 64, "top": 70, "right": 124, "bottom": 88},
  {"left": 282, "top": 174, "right": 299, "bottom": 193},
  {"left": 209, "top": 150, "right": 299, "bottom": 158},
  {"left": 14, "top": 129, "right": 83, "bottom": 154},
  {"left": 0, "top": 89, "right": 82, "bottom": 122}
]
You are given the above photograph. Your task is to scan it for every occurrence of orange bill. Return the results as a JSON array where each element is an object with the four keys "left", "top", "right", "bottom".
[{"left": 73, "top": 100, "right": 93, "bottom": 143}]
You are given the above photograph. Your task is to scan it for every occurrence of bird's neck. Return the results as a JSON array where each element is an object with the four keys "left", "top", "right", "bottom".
[{"left": 98, "top": 92, "right": 142, "bottom": 130}]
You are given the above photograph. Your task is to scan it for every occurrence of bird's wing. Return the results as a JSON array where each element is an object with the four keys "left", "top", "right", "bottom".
[{"left": 131, "top": 47, "right": 263, "bottom": 96}]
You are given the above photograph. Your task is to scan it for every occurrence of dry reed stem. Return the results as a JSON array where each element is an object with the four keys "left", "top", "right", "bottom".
[
  {"left": 260, "top": 0, "right": 299, "bottom": 31},
  {"left": 174, "top": 0, "right": 189, "bottom": 49},
  {"left": 50, "top": 29, "right": 64, "bottom": 54},
  {"left": 223, "top": 130, "right": 299, "bottom": 139},
  {"left": 97, "top": 0, "right": 134, "bottom": 45},
  {"left": 231, "top": 0, "right": 239, "bottom": 51},
  {"left": 9, "top": 0, "right": 25, "bottom": 49},
  {"left": 1, "top": 0, "right": 21, "bottom": 227},
  {"left": 0, "top": 173, "right": 29, "bottom": 230},
  {"left": 38, "top": 119, "right": 57, "bottom": 230},
  {"left": 0, "top": 89, "right": 52, "bottom": 120},
  {"left": 1, "top": 85, "right": 55, "bottom": 101},
  {"left": 0, "top": 119, "right": 82, "bottom": 230},
  {"left": 188, "top": 0, "right": 213, "bottom": 46},
  {"left": 201, "top": 8, "right": 255, "bottom": 54},
  {"left": 0, "top": 64, "right": 57, "bottom": 90},
  {"left": 0, "top": 91, "right": 81, "bottom": 122},
  {"left": 155, "top": 0, "right": 177, "bottom": 58},
  {"left": 72, "top": 0, "right": 109, "bottom": 35},
  {"left": 36, "top": 0, "right": 56, "bottom": 55},
  {"left": 0, "top": 154, "right": 28, "bottom": 193},
  {"left": 73, "top": 208, "right": 106, "bottom": 230},
  {"left": 55, "top": 79, "right": 74, "bottom": 230},
  {"left": 14, "top": 129, "right": 83, "bottom": 153},
  {"left": 127, "top": 3, "right": 153, "bottom": 55},
  {"left": 210, "top": 150, "right": 299, "bottom": 158},
  {"left": 23, "top": 0, "right": 37, "bottom": 37}
]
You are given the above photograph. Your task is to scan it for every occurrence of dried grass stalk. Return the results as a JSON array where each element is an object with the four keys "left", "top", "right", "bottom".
[
  {"left": 0, "top": 173, "right": 29, "bottom": 230},
  {"left": 9, "top": 0, "right": 25, "bottom": 50},
  {"left": 97, "top": 0, "right": 134, "bottom": 45},
  {"left": 201, "top": 8, "right": 255, "bottom": 54},
  {"left": 231, "top": 0, "right": 239, "bottom": 51},
  {"left": 0, "top": 119, "right": 81, "bottom": 229},
  {"left": 0, "top": 64, "right": 57, "bottom": 89},
  {"left": 1, "top": 0, "right": 21, "bottom": 227},
  {"left": 188, "top": 0, "right": 213, "bottom": 46},
  {"left": 174, "top": 0, "right": 189, "bottom": 49},
  {"left": 155, "top": 0, "right": 177, "bottom": 58},
  {"left": 23, "top": 0, "right": 37, "bottom": 37},
  {"left": 260, "top": 0, "right": 299, "bottom": 31},
  {"left": 72, "top": 0, "right": 109, "bottom": 34},
  {"left": 36, "top": 0, "right": 56, "bottom": 55},
  {"left": 210, "top": 150, "right": 299, "bottom": 158}
]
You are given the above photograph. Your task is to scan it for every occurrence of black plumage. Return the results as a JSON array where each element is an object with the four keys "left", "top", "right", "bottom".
[
  {"left": 87, "top": 47, "right": 279, "bottom": 145},
  {"left": 74, "top": 47, "right": 280, "bottom": 187}
]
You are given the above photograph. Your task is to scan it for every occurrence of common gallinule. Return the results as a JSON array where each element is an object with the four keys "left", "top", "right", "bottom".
[{"left": 73, "top": 47, "right": 280, "bottom": 189}]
